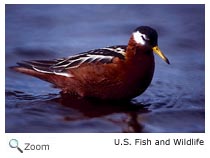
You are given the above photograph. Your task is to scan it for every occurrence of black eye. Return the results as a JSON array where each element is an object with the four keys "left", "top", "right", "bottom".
[{"left": 141, "top": 35, "right": 150, "bottom": 41}]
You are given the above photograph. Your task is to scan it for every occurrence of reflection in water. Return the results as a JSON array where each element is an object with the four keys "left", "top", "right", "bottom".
[
  {"left": 5, "top": 90, "right": 204, "bottom": 133},
  {"left": 54, "top": 94, "right": 149, "bottom": 132},
  {"left": 6, "top": 90, "right": 149, "bottom": 132}
]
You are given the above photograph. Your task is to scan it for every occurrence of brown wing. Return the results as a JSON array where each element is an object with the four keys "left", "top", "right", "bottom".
[{"left": 12, "top": 45, "right": 126, "bottom": 78}]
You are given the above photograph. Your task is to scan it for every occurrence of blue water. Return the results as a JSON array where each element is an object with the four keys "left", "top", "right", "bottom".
[{"left": 5, "top": 4, "right": 205, "bottom": 132}]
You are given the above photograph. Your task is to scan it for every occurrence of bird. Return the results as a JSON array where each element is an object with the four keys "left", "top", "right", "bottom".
[{"left": 12, "top": 26, "right": 170, "bottom": 100}]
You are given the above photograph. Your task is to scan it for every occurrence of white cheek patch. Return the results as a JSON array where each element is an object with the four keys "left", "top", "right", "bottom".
[{"left": 133, "top": 31, "right": 146, "bottom": 45}]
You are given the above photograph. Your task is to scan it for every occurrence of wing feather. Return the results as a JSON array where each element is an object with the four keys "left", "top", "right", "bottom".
[{"left": 16, "top": 45, "right": 127, "bottom": 77}]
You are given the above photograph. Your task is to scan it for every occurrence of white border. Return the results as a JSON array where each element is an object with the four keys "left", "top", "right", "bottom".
[{"left": 1, "top": 0, "right": 209, "bottom": 157}]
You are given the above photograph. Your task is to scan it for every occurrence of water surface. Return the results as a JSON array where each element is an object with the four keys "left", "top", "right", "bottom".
[{"left": 5, "top": 4, "right": 205, "bottom": 132}]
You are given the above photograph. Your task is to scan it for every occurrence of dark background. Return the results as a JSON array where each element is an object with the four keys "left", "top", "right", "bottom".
[{"left": 5, "top": 4, "right": 205, "bottom": 132}]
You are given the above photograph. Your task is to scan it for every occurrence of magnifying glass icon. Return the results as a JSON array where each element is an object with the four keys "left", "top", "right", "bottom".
[{"left": 9, "top": 139, "right": 23, "bottom": 153}]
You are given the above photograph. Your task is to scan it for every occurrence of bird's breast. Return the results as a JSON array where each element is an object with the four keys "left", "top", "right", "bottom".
[{"left": 121, "top": 52, "right": 155, "bottom": 97}]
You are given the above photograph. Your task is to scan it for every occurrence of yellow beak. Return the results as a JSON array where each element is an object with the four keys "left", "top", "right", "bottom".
[{"left": 152, "top": 46, "right": 170, "bottom": 64}]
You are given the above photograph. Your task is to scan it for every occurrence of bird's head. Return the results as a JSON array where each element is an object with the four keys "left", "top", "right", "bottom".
[{"left": 132, "top": 26, "right": 170, "bottom": 64}]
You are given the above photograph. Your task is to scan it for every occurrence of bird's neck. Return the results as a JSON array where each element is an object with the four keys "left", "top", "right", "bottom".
[{"left": 125, "top": 36, "right": 151, "bottom": 60}]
